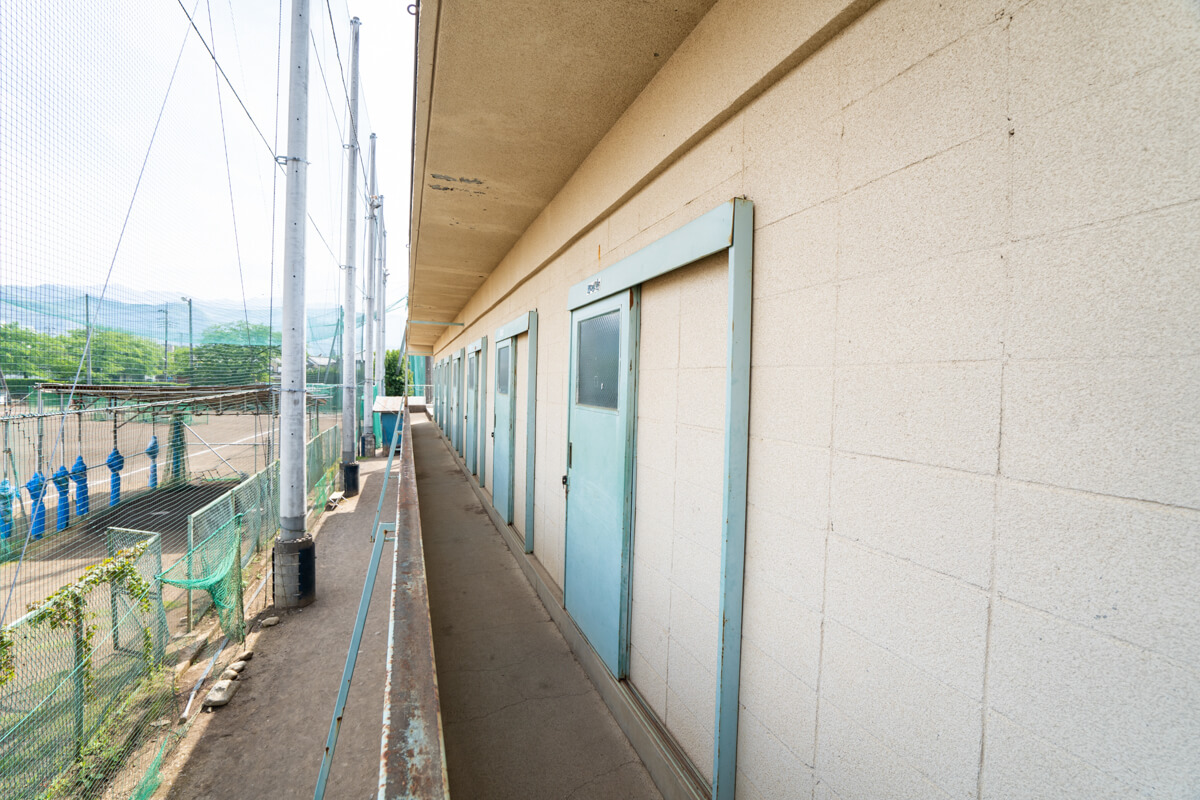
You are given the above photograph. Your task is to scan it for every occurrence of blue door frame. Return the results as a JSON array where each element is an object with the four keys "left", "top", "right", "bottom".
[
  {"left": 565, "top": 199, "right": 753, "bottom": 800},
  {"left": 455, "top": 348, "right": 466, "bottom": 455},
  {"left": 465, "top": 350, "right": 478, "bottom": 474},
  {"left": 447, "top": 355, "right": 456, "bottom": 445},
  {"left": 492, "top": 311, "right": 539, "bottom": 553},
  {"left": 466, "top": 337, "right": 486, "bottom": 476},
  {"left": 437, "top": 359, "right": 446, "bottom": 430}
]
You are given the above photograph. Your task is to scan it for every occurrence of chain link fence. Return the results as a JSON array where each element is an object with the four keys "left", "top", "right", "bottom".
[{"left": 0, "top": 423, "right": 339, "bottom": 798}]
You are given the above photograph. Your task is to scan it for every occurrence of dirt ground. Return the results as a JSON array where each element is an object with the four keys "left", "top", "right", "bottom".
[{"left": 158, "top": 455, "right": 398, "bottom": 800}]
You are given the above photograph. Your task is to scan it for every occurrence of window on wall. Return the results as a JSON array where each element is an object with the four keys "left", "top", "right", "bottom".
[
  {"left": 576, "top": 310, "right": 620, "bottom": 409},
  {"left": 497, "top": 345, "right": 510, "bottom": 395}
]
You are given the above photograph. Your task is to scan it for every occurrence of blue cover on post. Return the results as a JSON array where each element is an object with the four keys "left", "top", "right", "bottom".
[
  {"left": 70, "top": 455, "right": 90, "bottom": 517},
  {"left": 0, "top": 479, "right": 14, "bottom": 539},
  {"left": 51, "top": 466, "right": 70, "bottom": 531},
  {"left": 106, "top": 448, "right": 124, "bottom": 507},
  {"left": 25, "top": 471, "right": 46, "bottom": 540},
  {"left": 145, "top": 435, "right": 160, "bottom": 489}
]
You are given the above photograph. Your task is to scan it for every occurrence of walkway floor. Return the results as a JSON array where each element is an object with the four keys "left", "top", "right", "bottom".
[
  {"left": 164, "top": 456, "right": 396, "bottom": 800},
  {"left": 413, "top": 416, "right": 662, "bottom": 800}
]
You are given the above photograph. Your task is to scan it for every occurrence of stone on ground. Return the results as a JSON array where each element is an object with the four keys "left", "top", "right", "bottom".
[{"left": 203, "top": 679, "right": 239, "bottom": 707}]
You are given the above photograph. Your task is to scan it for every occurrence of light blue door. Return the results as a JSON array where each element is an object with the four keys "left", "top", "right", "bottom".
[
  {"left": 465, "top": 351, "right": 478, "bottom": 474},
  {"left": 493, "top": 340, "right": 516, "bottom": 523},
  {"left": 564, "top": 290, "right": 638, "bottom": 678},
  {"left": 457, "top": 351, "right": 466, "bottom": 455}
]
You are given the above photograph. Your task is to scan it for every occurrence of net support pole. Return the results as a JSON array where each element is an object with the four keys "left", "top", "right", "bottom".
[
  {"left": 186, "top": 514, "right": 195, "bottom": 630},
  {"left": 73, "top": 609, "right": 85, "bottom": 761},
  {"left": 274, "top": 0, "right": 316, "bottom": 609},
  {"left": 362, "top": 133, "right": 378, "bottom": 455},
  {"left": 340, "top": 18, "right": 362, "bottom": 486},
  {"left": 85, "top": 293, "right": 92, "bottom": 384},
  {"left": 376, "top": 207, "right": 386, "bottom": 398}
]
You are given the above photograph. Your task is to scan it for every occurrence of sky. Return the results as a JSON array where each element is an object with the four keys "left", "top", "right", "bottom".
[{"left": 0, "top": 0, "right": 416, "bottom": 349}]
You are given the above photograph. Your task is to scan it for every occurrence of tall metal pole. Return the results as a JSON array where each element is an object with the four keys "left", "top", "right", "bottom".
[
  {"left": 182, "top": 296, "right": 194, "bottom": 371},
  {"left": 85, "top": 294, "right": 92, "bottom": 385},
  {"left": 340, "top": 18, "right": 362, "bottom": 485},
  {"left": 375, "top": 206, "right": 386, "bottom": 397},
  {"left": 362, "top": 133, "right": 378, "bottom": 453},
  {"left": 274, "top": 0, "right": 316, "bottom": 608},
  {"left": 160, "top": 306, "right": 169, "bottom": 378}
]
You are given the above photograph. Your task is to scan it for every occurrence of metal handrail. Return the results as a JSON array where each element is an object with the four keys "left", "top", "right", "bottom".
[{"left": 312, "top": 408, "right": 404, "bottom": 799}]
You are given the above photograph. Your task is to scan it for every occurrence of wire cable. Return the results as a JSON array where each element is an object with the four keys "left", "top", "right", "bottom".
[
  {"left": 171, "top": 0, "right": 346, "bottom": 274},
  {"left": 204, "top": 0, "right": 255, "bottom": 349}
]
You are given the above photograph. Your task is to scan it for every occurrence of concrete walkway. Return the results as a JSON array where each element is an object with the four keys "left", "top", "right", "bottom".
[{"left": 413, "top": 417, "right": 662, "bottom": 800}]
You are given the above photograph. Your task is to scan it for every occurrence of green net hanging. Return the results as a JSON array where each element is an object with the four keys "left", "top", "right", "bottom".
[{"left": 157, "top": 516, "right": 244, "bottom": 641}]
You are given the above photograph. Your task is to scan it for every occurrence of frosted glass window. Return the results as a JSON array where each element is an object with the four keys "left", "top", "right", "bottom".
[
  {"left": 497, "top": 346, "right": 510, "bottom": 395},
  {"left": 468, "top": 355, "right": 476, "bottom": 390},
  {"left": 576, "top": 311, "right": 620, "bottom": 409}
]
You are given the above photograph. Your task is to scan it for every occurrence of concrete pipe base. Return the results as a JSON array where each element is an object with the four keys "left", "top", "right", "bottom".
[
  {"left": 342, "top": 462, "right": 360, "bottom": 497},
  {"left": 273, "top": 535, "right": 316, "bottom": 608}
]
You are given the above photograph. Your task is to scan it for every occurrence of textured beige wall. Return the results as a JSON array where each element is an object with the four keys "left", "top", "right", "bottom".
[
  {"left": 630, "top": 253, "right": 730, "bottom": 780},
  {"left": 428, "top": 0, "right": 1200, "bottom": 797}
]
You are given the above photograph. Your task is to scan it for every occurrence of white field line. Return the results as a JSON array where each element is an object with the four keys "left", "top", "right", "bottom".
[{"left": 77, "top": 429, "right": 272, "bottom": 491}]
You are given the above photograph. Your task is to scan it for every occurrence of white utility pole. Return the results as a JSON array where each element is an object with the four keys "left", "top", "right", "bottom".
[
  {"left": 274, "top": 0, "right": 315, "bottom": 608},
  {"left": 340, "top": 17, "right": 361, "bottom": 489},
  {"left": 362, "top": 133, "right": 378, "bottom": 453},
  {"left": 377, "top": 220, "right": 387, "bottom": 397}
]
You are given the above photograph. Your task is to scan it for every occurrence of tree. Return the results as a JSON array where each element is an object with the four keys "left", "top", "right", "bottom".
[
  {"left": 384, "top": 350, "right": 412, "bottom": 396},
  {"left": 0, "top": 323, "right": 48, "bottom": 378},
  {"left": 64, "top": 329, "right": 158, "bottom": 382},
  {"left": 0, "top": 324, "right": 159, "bottom": 384},
  {"left": 188, "top": 322, "right": 280, "bottom": 384}
]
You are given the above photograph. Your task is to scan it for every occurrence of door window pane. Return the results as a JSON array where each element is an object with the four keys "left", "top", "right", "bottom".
[
  {"left": 497, "top": 345, "right": 510, "bottom": 395},
  {"left": 468, "top": 354, "right": 476, "bottom": 390},
  {"left": 576, "top": 310, "right": 620, "bottom": 409}
]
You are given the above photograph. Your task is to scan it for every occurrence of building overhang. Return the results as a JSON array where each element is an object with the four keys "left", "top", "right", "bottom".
[{"left": 406, "top": 0, "right": 716, "bottom": 353}]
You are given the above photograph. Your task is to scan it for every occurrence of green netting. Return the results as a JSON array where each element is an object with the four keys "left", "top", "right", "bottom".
[
  {"left": 233, "top": 465, "right": 278, "bottom": 568},
  {"left": 0, "top": 425, "right": 339, "bottom": 797},
  {"left": 0, "top": 533, "right": 169, "bottom": 799},
  {"left": 129, "top": 733, "right": 170, "bottom": 800},
  {"left": 158, "top": 517, "right": 244, "bottom": 641}
]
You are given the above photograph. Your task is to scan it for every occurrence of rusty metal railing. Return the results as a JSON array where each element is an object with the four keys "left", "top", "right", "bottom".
[{"left": 377, "top": 406, "right": 449, "bottom": 798}]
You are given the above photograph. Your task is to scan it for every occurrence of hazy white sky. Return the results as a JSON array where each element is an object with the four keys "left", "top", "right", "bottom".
[{"left": 0, "top": 0, "right": 415, "bottom": 347}]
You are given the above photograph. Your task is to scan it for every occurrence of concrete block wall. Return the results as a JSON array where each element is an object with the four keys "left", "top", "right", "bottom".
[
  {"left": 425, "top": 0, "right": 1200, "bottom": 796},
  {"left": 630, "top": 253, "right": 730, "bottom": 780},
  {"left": 742, "top": 0, "right": 1199, "bottom": 796}
]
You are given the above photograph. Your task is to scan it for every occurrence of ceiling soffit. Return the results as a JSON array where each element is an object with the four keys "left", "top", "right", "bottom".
[{"left": 408, "top": 0, "right": 717, "bottom": 352}]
